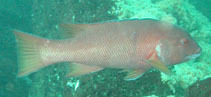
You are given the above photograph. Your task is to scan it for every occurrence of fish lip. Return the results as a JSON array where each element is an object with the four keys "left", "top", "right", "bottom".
[
  {"left": 185, "top": 53, "right": 201, "bottom": 60},
  {"left": 197, "top": 47, "right": 202, "bottom": 53}
]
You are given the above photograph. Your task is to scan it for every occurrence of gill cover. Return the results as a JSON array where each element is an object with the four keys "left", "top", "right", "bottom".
[{"left": 155, "top": 39, "right": 171, "bottom": 65}]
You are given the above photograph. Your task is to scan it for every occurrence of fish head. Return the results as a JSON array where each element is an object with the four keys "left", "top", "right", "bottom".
[{"left": 156, "top": 25, "right": 201, "bottom": 65}]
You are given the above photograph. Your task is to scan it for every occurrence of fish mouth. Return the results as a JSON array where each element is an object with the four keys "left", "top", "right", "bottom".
[
  {"left": 185, "top": 53, "right": 201, "bottom": 60},
  {"left": 185, "top": 47, "right": 202, "bottom": 60}
]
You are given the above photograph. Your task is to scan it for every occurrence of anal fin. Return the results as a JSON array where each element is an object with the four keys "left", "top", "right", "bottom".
[
  {"left": 66, "top": 63, "right": 103, "bottom": 77},
  {"left": 123, "top": 69, "right": 145, "bottom": 81}
]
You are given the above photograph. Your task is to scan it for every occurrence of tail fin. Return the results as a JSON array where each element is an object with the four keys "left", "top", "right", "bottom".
[{"left": 14, "top": 30, "right": 46, "bottom": 77}]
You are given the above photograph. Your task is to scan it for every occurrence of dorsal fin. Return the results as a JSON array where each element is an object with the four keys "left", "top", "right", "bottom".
[{"left": 59, "top": 23, "right": 91, "bottom": 39}]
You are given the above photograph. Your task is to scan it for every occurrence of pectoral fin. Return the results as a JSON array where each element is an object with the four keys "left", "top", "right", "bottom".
[
  {"left": 66, "top": 63, "right": 103, "bottom": 77},
  {"left": 123, "top": 69, "right": 145, "bottom": 81},
  {"left": 146, "top": 60, "right": 172, "bottom": 75}
]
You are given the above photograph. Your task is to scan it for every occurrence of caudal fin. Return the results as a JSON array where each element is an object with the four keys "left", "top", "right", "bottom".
[{"left": 14, "top": 30, "right": 46, "bottom": 77}]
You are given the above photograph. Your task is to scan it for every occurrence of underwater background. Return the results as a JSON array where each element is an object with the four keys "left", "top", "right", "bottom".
[{"left": 0, "top": 0, "right": 210, "bottom": 97}]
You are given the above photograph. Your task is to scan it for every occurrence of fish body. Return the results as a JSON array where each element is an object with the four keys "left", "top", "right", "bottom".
[{"left": 14, "top": 19, "right": 201, "bottom": 80}]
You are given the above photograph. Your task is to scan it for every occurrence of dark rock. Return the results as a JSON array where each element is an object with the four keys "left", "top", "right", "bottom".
[{"left": 186, "top": 78, "right": 211, "bottom": 97}]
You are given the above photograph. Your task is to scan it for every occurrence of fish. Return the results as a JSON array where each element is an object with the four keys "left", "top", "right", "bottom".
[{"left": 13, "top": 19, "right": 201, "bottom": 80}]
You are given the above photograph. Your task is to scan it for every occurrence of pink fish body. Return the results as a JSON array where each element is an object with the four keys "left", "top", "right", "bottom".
[{"left": 14, "top": 19, "right": 201, "bottom": 80}]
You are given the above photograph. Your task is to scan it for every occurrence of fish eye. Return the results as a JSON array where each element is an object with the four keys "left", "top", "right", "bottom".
[{"left": 180, "top": 38, "right": 189, "bottom": 46}]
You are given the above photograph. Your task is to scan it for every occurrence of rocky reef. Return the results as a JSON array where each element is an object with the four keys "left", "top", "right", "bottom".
[
  {"left": 112, "top": 0, "right": 211, "bottom": 95},
  {"left": 112, "top": 0, "right": 211, "bottom": 96}
]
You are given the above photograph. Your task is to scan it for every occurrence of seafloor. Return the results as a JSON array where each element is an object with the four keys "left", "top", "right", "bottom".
[{"left": 0, "top": 0, "right": 210, "bottom": 97}]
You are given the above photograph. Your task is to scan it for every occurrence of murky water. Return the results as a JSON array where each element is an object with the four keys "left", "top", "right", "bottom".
[{"left": 0, "top": 0, "right": 210, "bottom": 97}]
